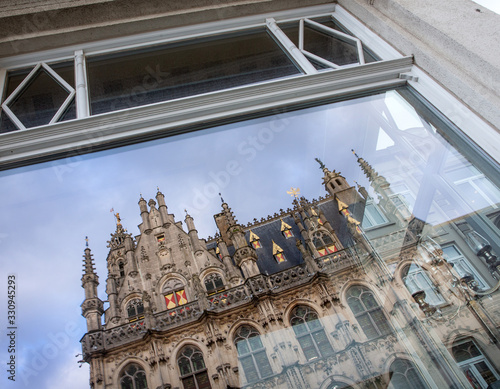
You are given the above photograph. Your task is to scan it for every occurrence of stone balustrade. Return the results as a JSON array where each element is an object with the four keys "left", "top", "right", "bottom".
[{"left": 82, "top": 249, "right": 356, "bottom": 356}]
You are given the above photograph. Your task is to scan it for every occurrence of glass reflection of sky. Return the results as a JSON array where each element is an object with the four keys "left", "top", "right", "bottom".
[{"left": 0, "top": 90, "right": 498, "bottom": 389}]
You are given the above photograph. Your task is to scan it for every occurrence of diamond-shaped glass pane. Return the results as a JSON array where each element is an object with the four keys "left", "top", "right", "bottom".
[
  {"left": 304, "top": 26, "right": 359, "bottom": 66},
  {"left": 9, "top": 68, "right": 70, "bottom": 128},
  {"left": 312, "top": 18, "right": 379, "bottom": 63}
]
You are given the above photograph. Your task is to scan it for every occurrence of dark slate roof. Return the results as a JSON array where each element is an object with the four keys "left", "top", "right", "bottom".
[
  {"left": 317, "top": 199, "right": 355, "bottom": 248},
  {"left": 205, "top": 197, "right": 358, "bottom": 276},
  {"left": 245, "top": 214, "right": 305, "bottom": 275}
]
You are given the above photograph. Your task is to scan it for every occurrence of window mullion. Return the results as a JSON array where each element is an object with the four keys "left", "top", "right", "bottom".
[
  {"left": 0, "top": 68, "right": 6, "bottom": 103},
  {"left": 266, "top": 18, "right": 317, "bottom": 75},
  {"left": 74, "top": 50, "right": 90, "bottom": 119}
]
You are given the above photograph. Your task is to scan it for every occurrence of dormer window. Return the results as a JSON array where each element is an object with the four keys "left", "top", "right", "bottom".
[
  {"left": 272, "top": 240, "right": 286, "bottom": 263},
  {"left": 313, "top": 232, "right": 337, "bottom": 256},
  {"left": 281, "top": 219, "right": 293, "bottom": 238},
  {"left": 126, "top": 299, "right": 144, "bottom": 322},
  {"left": 249, "top": 230, "right": 261, "bottom": 249}
]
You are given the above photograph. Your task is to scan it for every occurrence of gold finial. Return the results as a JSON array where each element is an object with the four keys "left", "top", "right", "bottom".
[
  {"left": 287, "top": 187, "right": 300, "bottom": 198},
  {"left": 115, "top": 212, "right": 122, "bottom": 226},
  {"left": 85, "top": 236, "right": 89, "bottom": 247},
  {"left": 351, "top": 149, "right": 359, "bottom": 158},
  {"left": 157, "top": 186, "right": 160, "bottom": 192}
]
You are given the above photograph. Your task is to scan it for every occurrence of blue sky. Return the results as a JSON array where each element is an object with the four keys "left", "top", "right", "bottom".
[{"left": 0, "top": 91, "right": 492, "bottom": 388}]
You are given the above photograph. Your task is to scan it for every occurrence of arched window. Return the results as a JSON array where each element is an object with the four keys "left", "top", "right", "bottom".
[
  {"left": 204, "top": 273, "right": 225, "bottom": 295},
  {"left": 402, "top": 264, "right": 444, "bottom": 306},
  {"left": 119, "top": 363, "right": 148, "bottom": 389},
  {"left": 162, "top": 278, "right": 187, "bottom": 310},
  {"left": 234, "top": 326, "right": 273, "bottom": 383},
  {"left": 452, "top": 339, "right": 500, "bottom": 388},
  {"left": 126, "top": 299, "right": 144, "bottom": 322},
  {"left": 290, "top": 305, "right": 334, "bottom": 361},
  {"left": 389, "top": 358, "right": 428, "bottom": 389},
  {"left": 313, "top": 231, "right": 336, "bottom": 256},
  {"left": 346, "top": 286, "right": 391, "bottom": 340},
  {"left": 177, "top": 346, "right": 212, "bottom": 389}
]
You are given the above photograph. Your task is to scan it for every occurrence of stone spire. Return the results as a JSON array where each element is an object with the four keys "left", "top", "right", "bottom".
[
  {"left": 81, "top": 240, "right": 104, "bottom": 331},
  {"left": 352, "top": 149, "right": 390, "bottom": 190}
]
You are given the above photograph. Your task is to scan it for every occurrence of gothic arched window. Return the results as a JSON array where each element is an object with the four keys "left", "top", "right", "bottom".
[
  {"left": 162, "top": 278, "right": 187, "bottom": 310},
  {"left": 290, "top": 305, "right": 334, "bottom": 361},
  {"left": 234, "top": 326, "right": 273, "bottom": 383},
  {"left": 126, "top": 299, "right": 144, "bottom": 322},
  {"left": 177, "top": 346, "right": 212, "bottom": 389},
  {"left": 346, "top": 286, "right": 391, "bottom": 340},
  {"left": 313, "top": 231, "right": 336, "bottom": 256},
  {"left": 119, "top": 363, "right": 148, "bottom": 389},
  {"left": 204, "top": 273, "right": 225, "bottom": 296},
  {"left": 452, "top": 339, "right": 500, "bottom": 388},
  {"left": 389, "top": 358, "right": 428, "bottom": 389},
  {"left": 401, "top": 264, "right": 444, "bottom": 306}
]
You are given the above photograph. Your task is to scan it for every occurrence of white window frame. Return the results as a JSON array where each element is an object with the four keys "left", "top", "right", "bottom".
[
  {"left": 362, "top": 199, "right": 389, "bottom": 229},
  {"left": 0, "top": 4, "right": 497, "bottom": 171},
  {"left": 452, "top": 339, "right": 500, "bottom": 389},
  {"left": 442, "top": 244, "right": 489, "bottom": 289}
]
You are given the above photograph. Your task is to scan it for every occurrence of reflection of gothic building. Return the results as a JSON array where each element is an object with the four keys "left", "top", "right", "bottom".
[{"left": 81, "top": 158, "right": 500, "bottom": 389}]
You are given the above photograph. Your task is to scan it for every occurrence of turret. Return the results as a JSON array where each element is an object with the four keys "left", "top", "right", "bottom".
[
  {"left": 317, "top": 157, "right": 366, "bottom": 225},
  {"left": 138, "top": 195, "right": 151, "bottom": 233},
  {"left": 215, "top": 196, "right": 260, "bottom": 278},
  {"left": 217, "top": 237, "right": 243, "bottom": 284},
  {"left": 185, "top": 211, "right": 204, "bottom": 254},
  {"left": 81, "top": 239, "right": 104, "bottom": 331},
  {"left": 156, "top": 187, "right": 170, "bottom": 225}
]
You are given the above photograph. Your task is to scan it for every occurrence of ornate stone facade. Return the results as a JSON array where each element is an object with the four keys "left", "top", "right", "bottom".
[{"left": 81, "top": 159, "right": 500, "bottom": 389}]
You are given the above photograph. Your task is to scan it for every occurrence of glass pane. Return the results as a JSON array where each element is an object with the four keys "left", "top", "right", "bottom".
[
  {"left": 182, "top": 376, "right": 197, "bottom": 389},
  {"left": 87, "top": 29, "right": 299, "bottom": 115},
  {"left": 178, "top": 356, "right": 192, "bottom": 375},
  {"left": 0, "top": 111, "right": 19, "bottom": 133},
  {"left": 474, "top": 361, "right": 497, "bottom": 384},
  {"left": 8, "top": 68, "right": 69, "bottom": 128},
  {"left": 313, "top": 330, "right": 334, "bottom": 357},
  {"left": 347, "top": 298, "right": 364, "bottom": 314},
  {"left": 356, "top": 313, "right": 379, "bottom": 339},
  {"left": 371, "top": 309, "right": 391, "bottom": 335},
  {"left": 303, "top": 26, "right": 359, "bottom": 66},
  {"left": 195, "top": 371, "right": 212, "bottom": 389},
  {"left": 241, "top": 355, "right": 259, "bottom": 383},
  {"left": 6, "top": 88, "right": 500, "bottom": 389},
  {"left": 255, "top": 351, "right": 273, "bottom": 378},
  {"left": 236, "top": 339, "right": 250, "bottom": 355},
  {"left": 120, "top": 376, "right": 133, "bottom": 389},
  {"left": 299, "top": 335, "right": 319, "bottom": 361},
  {"left": 192, "top": 352, "right": 206, "bottom": 371},
  {"left": 136, "top": 372, "right": 148, "bottom": 389},
  {"left": 361, "top": 292, "right": 378, "bottom": 309},
  {"left": 248, "top": 334, "right": 263, "bottom": 351}
]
